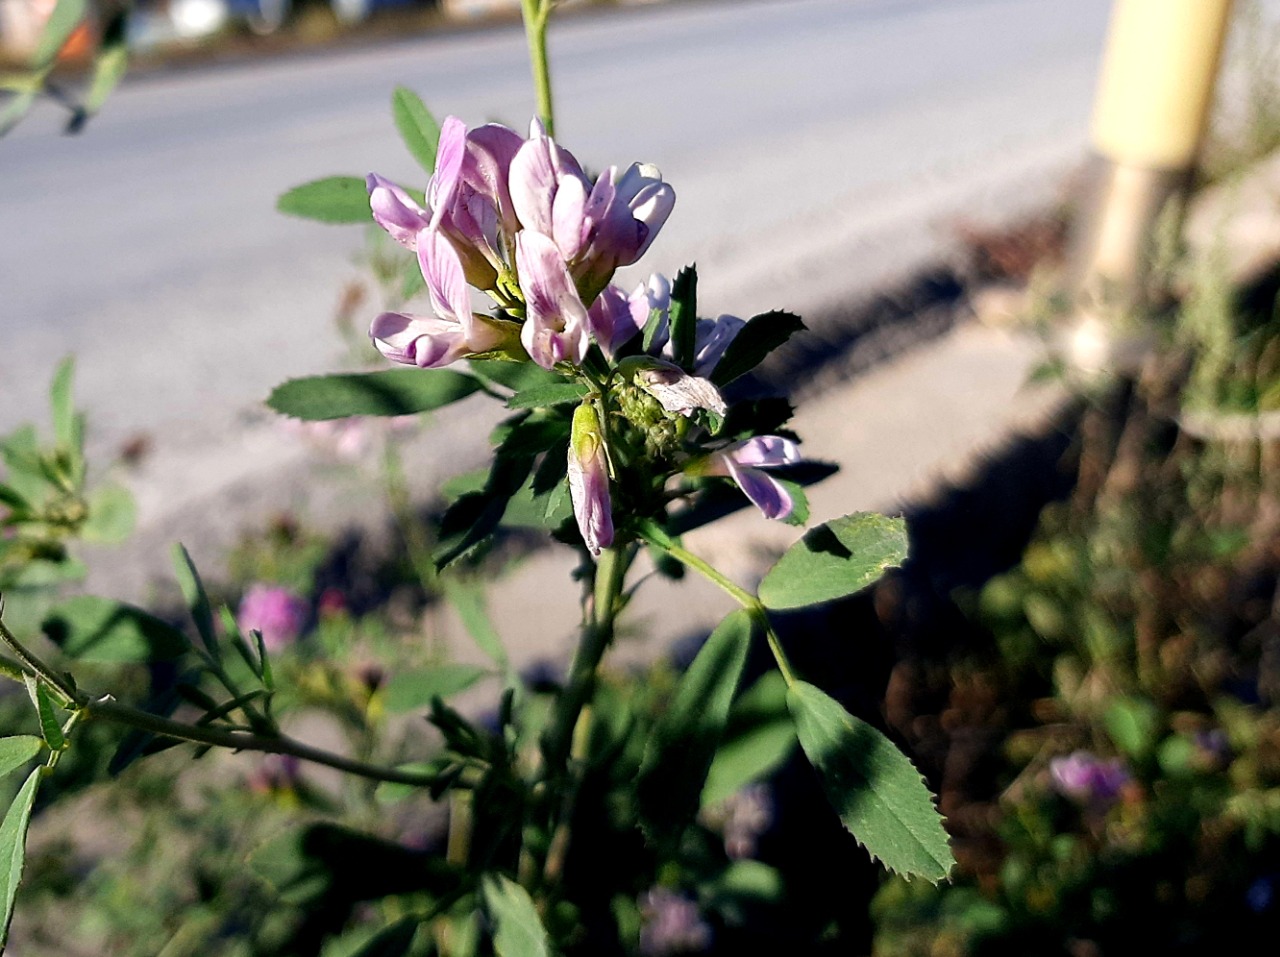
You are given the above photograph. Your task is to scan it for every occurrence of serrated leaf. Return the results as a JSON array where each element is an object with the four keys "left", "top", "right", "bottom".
[
  {"left": 669, "top": 266, "right": 698, "bottom": 371},
  {"left": 638, "top": 610, "right": 753, "bottom": 845},
  {"left": 0, "top": 738, "right": 43, "bottom": 779},
  {"left": 710, "top": 311, "right": 805, "bottom": 387},
  {"left": 268, "top": 369, "right": 481, "bottom": 421},
  {"left": 506, "top": 381, "right": 589, "bottom": 409},
  {"left": 382, "top": 664, "right": 490, "bottom": 714},
  {"left": 81, "top": 483, "right": 136, "bottom": 544},
  {"left": 25, "top": 677, "right": 63, "bottom": 751},
  {"left": 277, "top": 176, "right": 371, "bottom": 224},
  {"left": 483, "top": 874, "right": 549, "bottom": 957},
  {"left": 0, "top": 768, "right": 41, "bottom": 947},
  {"left": 33, "top": 0, "right": 87, "bottom": 65},
  {"left": 392, "top": 86, "right": 440, "bottom": 174},
  {"left": 42, "top": 595, "right": 188, "bottom": 663},
  {"left": 172, "top": 544, "right": 218, "bottom": 660},
  {"left": 757, "top": 513, "right": 907, "bottom": 610},
  {"left": 787, "top": 681, "right": 952, "bottom": 881}
]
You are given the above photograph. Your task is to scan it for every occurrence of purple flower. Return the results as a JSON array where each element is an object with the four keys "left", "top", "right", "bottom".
[
  {"left": 367, "top": 173, "right": 431, "bottom": 249},
  {"left": 638, "top": 888, "right": 711, "bottom": 956},
  {"left": 516, "top": 230, "right": 591, "bottom": 368},
  {"left": 370, "top": 228, "right": 512, "bottom": 369},
  {"left": 587, "top": 273, "right": 671, "bottom": 357},
  {"left": 715, "top": 783, "right": 774, "bottom": 860},
  {"left": 575, "top": 162, "right": 676, "bottom": 301},
  {"left": 692, "top": 436, "right": 801, "bottom": 521},
  {"left": 509, "top": 118, "right": 593, "bottom": 262},
  {"left": 568, "top": 402, "right": 614, "bottom": 556},
  {"left": 1049, "top": 750, "right": 1131, "bottom": 807},
  {"left": 237, "top": 584, "right": 308, "bottom": 651}
]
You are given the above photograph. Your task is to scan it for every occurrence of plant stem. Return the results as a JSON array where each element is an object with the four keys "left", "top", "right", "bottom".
[
  {"left": 520, "top": 0, "right": 556, "bottom": 137},
  {"left": 0, "top": 611, "right": 78, "bottom": 707},
  {"left": 640, "top": 530, "right": 798, "bottom": 687},
  {"left": 83, "top": 696, "right": 459, "bottom": 788}
]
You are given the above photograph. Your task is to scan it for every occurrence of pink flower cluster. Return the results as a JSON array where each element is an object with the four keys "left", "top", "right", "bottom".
[{"left": 367, "top": 116, "right": 675, "bottom": 372}]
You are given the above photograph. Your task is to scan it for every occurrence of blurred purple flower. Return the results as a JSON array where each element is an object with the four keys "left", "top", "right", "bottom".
[
  {"left": 719, "top": 783, "right": 774, "bottom": 860},
  {"left": 237, "top": 583, "right": 308, "bottom": 651},
  {"left": 1049, "top": 750, "right": 1130, "bottom": 808},
  {"left": 692, "top": 436, "right": 802, "bottom": 521},
  {"left": 247, "top": 753, "right": 301, "bottom": 795},
  {"left": 638, "top": 887, "right": 711, "bottom": 956}
]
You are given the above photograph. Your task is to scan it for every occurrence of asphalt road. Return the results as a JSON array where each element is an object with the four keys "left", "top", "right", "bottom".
[{"left": 0, "top": 0, "right": 1237, "bottom": 585}]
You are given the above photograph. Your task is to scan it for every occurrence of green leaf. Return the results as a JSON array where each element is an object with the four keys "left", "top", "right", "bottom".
[
  {"left": 640, "top": 306, "right": 667, "bottom": 355},
  {"left": 0, "top": 426, "right": 45, "bottom": 503},
  {"left": 1104, "top": 697, "right": 1160, "bottom": 761},
  {"left": 775, "top": 478, "right": 809, "bottom": 527},
  {"left": 638, "top": 610, "right": 753, "bottom": 845},
  {"left": 710, "top": 311, "right": 805, "bottom": 387},
  {"left": 668, "top": 265, "right": 698, "bottom": 371},
  {"left": 83, "top": 37, "right": 129, "bottom": 115},
  {"left": 483, "top": 874, "right": 549, "bottom": 957},
  {"left": 757, "top": 513, "right": 907, "bottom": 610},
  {"left": 787, "top": 681, "right": 952, "bottom": 881},
  {"left": 392, "top": 86, "right": 440, "bottom": 174},
  {"left": 468, "top": 360, "right": 561, "bottom": 394},
  {"left": 0, "top": 738, "right": 43, "bottom": 779},
  {"left": 172, "top": 544, "right": 219, "bottom": 661},
  {"left": 42, "top": 595, "right": 189, "bottom": 663},
  {"left": 0, "top": 90, "right": 37, "bottom": 137},
  {"left": 276, "top": 176, "right": 371, "bottom": 224},
  {"left": 0, "top": 768, "right": 41, "bottom": 948},
  {"left": 444, "top": 580, "right": 510, "bottom": 674},
  {"left": 506, "top": 381, "right": 590, "bottom": 409},
  {"left": 25, "top": 677, "right": 63, "bottom": 751},
  {"left": 33, "top": 0, "right": 87, "bottom": 65},
  {"left": 268, "top": 369, "right": 481, "bottom": 421},
  {"left": 382, "top": 664, "right": 490, "bottom": 714},
  {"left": 81, "top": 483, "right": 136, "bottom": 544},
  {"left": 702, "top": 671, "right": 797, "bottom": 807},
  {"left": 49, "top": 356, "right": 76, "bottom": 451}
]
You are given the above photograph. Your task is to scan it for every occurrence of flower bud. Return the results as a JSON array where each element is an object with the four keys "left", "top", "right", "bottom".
[{"left": 568, "top": 402, "right": 614, "bottom": 556}]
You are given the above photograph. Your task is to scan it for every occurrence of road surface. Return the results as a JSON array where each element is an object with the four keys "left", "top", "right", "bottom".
[{"left": 3, "top": 0, "right": 1252, "bottom": 593}]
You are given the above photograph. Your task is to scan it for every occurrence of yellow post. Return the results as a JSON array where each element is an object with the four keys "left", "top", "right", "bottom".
[{"left": 1066, "top": 0, "right": 1235, "bottom": 367}]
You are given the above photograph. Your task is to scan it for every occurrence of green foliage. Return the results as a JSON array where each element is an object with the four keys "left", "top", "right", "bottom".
[
  {"left": 710, "top": 311, "right": 806, "bottom": 387},
  {"left": 701, "top": 671, "right": 796, "bottom": 807},
  {"left": 392, "top": 87, "right": 442, "bottom": 175},
  {"left": 483, "top": 874, "right": 550, "bottom": 957},
  {"left": 0, "top": 769, "right": 40, "bottom": 947},
  {"left": 268, "top": 369, "right": 482, "bottom": 420},
  {"left": 637, "top": 610, "right": 754, "bottom": 845},
  {"left": 668, "top": 265, "right": 699, "bottom": 370},
  {"left": 757, "top": 512, "right": 908, "bottom": 609},
  {"left": 381, "top": 664, "right": 491, "bottom": 713},
  {"left": 33, "top": 0, "right": 87, "bottom": 66},
  {"left": 42, "top": 595, "right": 189, "bottom": 663},
  {"left": 0, "top": 737, "right": 43, "bottom": 779},
  {"left": 788, "top": 681, "right": 953, "bottom": 881},
  {"left": 277, "top": 177, "right": 373, "bottom": 224}
]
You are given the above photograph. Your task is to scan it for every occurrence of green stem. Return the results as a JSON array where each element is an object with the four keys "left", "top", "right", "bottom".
[
  {"left": 543, "top": 545, "right": 629, "bottom": 771},
  {"left": 520, "top": 0, "right": 556, "bottom": 137},
  {"left": 0, "top": 610, "right": 77, "bottom": 707},
  {"left": 639, "top": 530, "right": 798, "bottom": 687},
  {"left": 83, "top": 696, "right": 460, "bottom": 789}
]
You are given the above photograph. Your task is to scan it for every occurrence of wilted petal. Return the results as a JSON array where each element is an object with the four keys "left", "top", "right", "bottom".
[
  {"left": 370, "top": 312, "right": 469, "bottom": 369},
  {"left": 516, "top": 231, "right": 590, "bottom": 368},
  {"left": 629, "top": 358, "right": 727, "bottom": 418},
  {"left": 568, "top": 402, "right": 614, "bottom": 556},
  {"left": 367, "top": 173, "right": 430, "bottom": 248}
]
